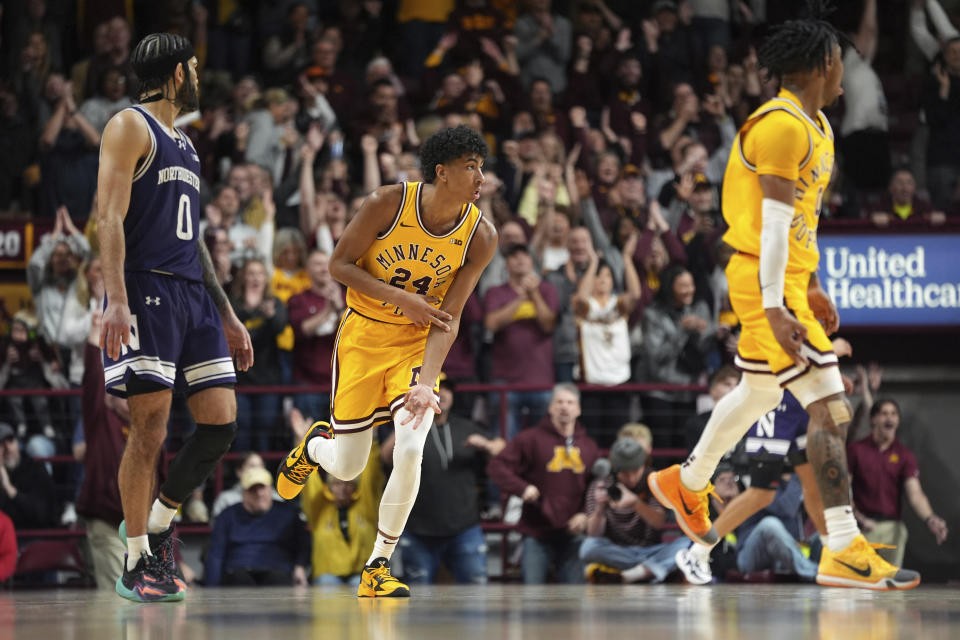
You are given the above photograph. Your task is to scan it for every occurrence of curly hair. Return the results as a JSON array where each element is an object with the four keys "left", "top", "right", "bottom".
[{"left": 420, "top": 125, "right": 489, "bottom": 183}]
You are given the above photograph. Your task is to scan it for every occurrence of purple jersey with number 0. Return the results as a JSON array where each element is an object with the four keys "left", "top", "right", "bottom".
[{"left": 122, "top": 105, "right": 202, "bottom": 281}]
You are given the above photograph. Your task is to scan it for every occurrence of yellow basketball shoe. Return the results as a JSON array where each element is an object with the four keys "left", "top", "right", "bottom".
[
  {"left": 816, "top": 535, "right": 921, "bottom": 590},
  {"left": 585, "top": 563, "right": 623, "bottom": 584},
  {"left": 276, "top": 420, "right": 333, "bottom": 500},
  {"left": 648, "top": 464, "right": 719, "bottom": 546},
  {"left": 357, "top": 558, "right": 411, "bottom": 598}
]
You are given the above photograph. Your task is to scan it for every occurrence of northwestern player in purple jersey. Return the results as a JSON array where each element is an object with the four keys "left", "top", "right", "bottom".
[{"left": 97, "top": 33, "right": 254, "bottom": 602}]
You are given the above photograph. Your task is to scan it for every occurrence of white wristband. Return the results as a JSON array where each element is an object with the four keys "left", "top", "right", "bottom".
[{"left": 759, "top": 198, "right": 794, "bottom": 309}]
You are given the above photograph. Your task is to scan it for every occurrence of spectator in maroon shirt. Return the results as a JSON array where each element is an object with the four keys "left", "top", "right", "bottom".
[
  {"left": 847, "top": 399, "right": 949, "bottom": 567},
  {"left": 651, "top": 82, "right": 723, "bottom": 167},
  {"left": 595, "top": 164, "right": 652, "bottom": 236},
  {"left": 287, "top": 249, "right": 346, "bottom": 429},
  {"left": 444, "top": 0, "right": 509, "bottom": 71},
  {"left": 487, "top": 384, "right": 600, "bottom": 583},
  {"left": 528, "top": 78, "right": 570, "bottom": 145},
  {"left": 866, "top": 169, "right": 946, "bottom": 228},
  {"left": 304, "top": 37, "right": 357, "bottom": 124},
  {"left": 442, "top": 290, "right": 483, "bottom": 420},
  {"left": 628, "top": 202, "right": 688, "bottom": 325},
  {"left": 484, "top": 244, "right": 558, "bottom": 439},
  {"left": 602, "top": 54, "right": 653, "bottom": 168},
  {"left": 443, "top": 291, "right": 483, "bottom": 384}
]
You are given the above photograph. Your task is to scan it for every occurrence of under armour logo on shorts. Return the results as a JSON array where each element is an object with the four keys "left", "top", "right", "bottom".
[{"left": 145, "top": 296, "right": 161, "bottom": 306}]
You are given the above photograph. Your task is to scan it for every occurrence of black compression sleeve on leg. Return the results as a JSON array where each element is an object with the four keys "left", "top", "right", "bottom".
[{"left": 159, "top": 422, "right": 237, "bottom": 504}]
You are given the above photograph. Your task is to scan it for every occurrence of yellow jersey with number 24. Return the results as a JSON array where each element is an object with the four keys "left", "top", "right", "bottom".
[{"left": 346, "top": 181, "right": 484, "bottom": 324}]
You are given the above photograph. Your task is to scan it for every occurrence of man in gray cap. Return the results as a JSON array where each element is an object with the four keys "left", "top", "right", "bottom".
[{"left": 579, "top": 438, "right": 690, "bottom": 582}]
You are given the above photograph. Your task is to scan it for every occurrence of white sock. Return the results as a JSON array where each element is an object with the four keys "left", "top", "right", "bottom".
[
  {"left": 365, "top": 408, "right": 433, "bottom": 566},
  {"left": 366, "top": 530, "right": 401, "bottom": 566},
  {"left": 691, "top": 542, "right": 714, "bottom": 561},
  {"left": 621, "top": 563, "right": 653, "bottom": 583},
  {"left": 680, "top": 376, "right": 782, "bottom": 490},
  {"left": 824, "top": 506, "right": 859, "bottom": 552},
  {"left": 126, "top": 535, "right": 151, "bottom": 570},
  {"left": 306, "top": 434, "right": 330, "bottom": 466},
  {"left": 147, "top": 499, "right": 179, "bottom": 534}
]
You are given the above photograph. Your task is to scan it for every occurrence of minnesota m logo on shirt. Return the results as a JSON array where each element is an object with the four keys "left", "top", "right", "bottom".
[{"left": 546, "top": 446, "right": 585, "bottom": 473}]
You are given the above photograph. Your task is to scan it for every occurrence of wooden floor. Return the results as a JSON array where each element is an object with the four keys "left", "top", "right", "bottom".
[{"left": 4, "top": 584, "right": 960, "bottom": 639}]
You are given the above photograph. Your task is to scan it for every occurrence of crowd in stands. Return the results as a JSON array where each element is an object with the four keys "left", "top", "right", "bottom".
[{"left": 0, "top": 0, "right": 956, "bottom": 587}]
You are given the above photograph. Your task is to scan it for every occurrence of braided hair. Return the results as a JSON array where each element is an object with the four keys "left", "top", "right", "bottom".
[
  {"left": 757, "top": 1, "right": 852, "bottom": 81},
  {"left": 130, "top": 33, "right": 195, "bottom": 101}
]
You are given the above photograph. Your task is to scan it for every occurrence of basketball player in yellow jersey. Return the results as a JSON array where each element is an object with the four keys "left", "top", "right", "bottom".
[
  {"left": 275, "top": 126, "right": 497, "bottom": 597},
  {"left": 648, "top": 15, "right": 920, "bottom": 590}
]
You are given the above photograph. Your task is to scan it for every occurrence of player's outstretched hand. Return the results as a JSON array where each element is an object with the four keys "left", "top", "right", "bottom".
[
  {"left": 222, "top": 311, "right": 254, "bottom": 371},
  {"left": 765, "top": 307, "right": 808, "bottom": 368},
  {"left": 808, "top": 284, "right": 839, "bottom": 334},
  {"left": 396, "top": 292, "right": 452, "bottom": 331},
  {"left": 100, "top": 301, "right": 131, "bottom": 360},
  {"left": 398, "top": 383, "right": 440, "bottom": 429}
]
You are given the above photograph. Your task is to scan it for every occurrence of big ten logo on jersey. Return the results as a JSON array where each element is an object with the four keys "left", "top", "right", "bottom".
[
  {"left": 546, "top": 445, "right": 585, "bottom": 474},
  {"left": 376, "top": 243, "right": 454, "bottom": 313},
  {"left": 119, "top": 316, "right": 142, "bottom": 358}
]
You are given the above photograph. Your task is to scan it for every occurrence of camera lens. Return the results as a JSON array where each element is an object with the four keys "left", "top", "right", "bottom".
[{"left": 607, "top": 484, "right": 622, "bottom": 502}]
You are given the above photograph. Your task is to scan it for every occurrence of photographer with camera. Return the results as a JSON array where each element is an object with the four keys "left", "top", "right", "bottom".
[{"left": 580, "top": 438, "right": 690, "bottom": 583}]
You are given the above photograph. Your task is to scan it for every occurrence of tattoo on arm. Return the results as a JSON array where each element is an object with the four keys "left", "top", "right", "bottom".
[{"left": 197, "top": 237, "right": 230, "bottom": 313}]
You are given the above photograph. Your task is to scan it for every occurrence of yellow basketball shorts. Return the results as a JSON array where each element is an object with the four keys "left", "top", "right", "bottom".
[
  {"left": 330, "top": 309, "right": 433, "bottom": 434},
  {"left": 726, "top": 252, "right": 838, "bottom": 387}
]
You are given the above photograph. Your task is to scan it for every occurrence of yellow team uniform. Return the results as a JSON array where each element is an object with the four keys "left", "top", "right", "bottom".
[
  {"left": 333, "top": 182, "right": 483, "bottom": 433},
  {"left": 722, "top": 88, "right": 839, "bottom": 385}
]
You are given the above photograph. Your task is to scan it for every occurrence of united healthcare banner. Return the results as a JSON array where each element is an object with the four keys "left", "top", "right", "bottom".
[{"left": 818, "top": 234, "right": 960, "bottom": 327}]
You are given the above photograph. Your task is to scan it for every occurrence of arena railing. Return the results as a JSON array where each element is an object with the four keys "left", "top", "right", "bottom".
[{"left": 7, "top": 381, "right": 703, "bottom": 580}]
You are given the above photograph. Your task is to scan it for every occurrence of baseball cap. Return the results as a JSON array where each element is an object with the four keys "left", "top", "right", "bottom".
[
  {"left": 623, "top": 164, "right": 643, "bottom": 179},
  {"left": 610, "top": 437, "right": 648, "bottom": 473},
  {"left": 652, "top": 1, "right": 679, "bottom": 14},
  {"left": 693, "top": 173, "right": 711, "bottom": 190},
  {"left": 0, "top": 423, "right": 14, "bottom": 441},
  {"left": 241, "top": 467, "right": 273, "bottom": 490}
]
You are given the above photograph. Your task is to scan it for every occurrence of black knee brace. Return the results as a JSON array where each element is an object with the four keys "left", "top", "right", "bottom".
[{"left": 160, "top": 422, "right": 237, "bottom": 504}]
